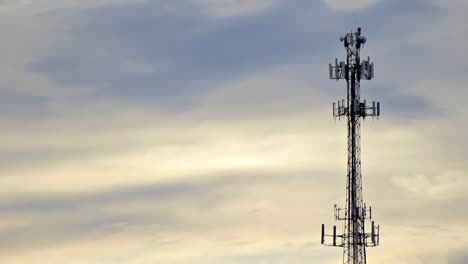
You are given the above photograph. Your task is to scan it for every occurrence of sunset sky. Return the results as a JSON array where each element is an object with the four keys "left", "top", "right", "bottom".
[{"left": 1, "top": 0, "right": 468, "bottom": 263}]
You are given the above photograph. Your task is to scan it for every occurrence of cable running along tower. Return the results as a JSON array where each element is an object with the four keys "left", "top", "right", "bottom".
[{"left": 321, "top": 27, "right": 380, "bottom": 264}]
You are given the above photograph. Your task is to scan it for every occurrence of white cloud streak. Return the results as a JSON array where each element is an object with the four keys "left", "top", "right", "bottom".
[{"left": 1, "top": 0, "right": 468, "bottom": 263}]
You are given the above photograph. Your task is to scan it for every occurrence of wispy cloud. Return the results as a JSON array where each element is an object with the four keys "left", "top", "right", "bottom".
[
  {"left": 1, "top": 0, "right": 468, "bottom": 263},
  {"left": 323, "top": 0, "right": 380, "bottom": 11}
]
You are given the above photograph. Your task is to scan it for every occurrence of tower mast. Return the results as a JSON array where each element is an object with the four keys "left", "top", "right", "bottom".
[{"left": 321, "top": 27, "right": 380, "bottom": 264}]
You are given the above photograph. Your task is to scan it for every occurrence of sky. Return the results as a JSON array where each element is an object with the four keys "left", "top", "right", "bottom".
[{"left": 1, "top": 0, "right": 468, "bottom": 263}]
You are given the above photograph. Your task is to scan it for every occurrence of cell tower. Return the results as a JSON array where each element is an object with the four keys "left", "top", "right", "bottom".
[{"left": 320, "top": 27, "right": 381, "bottom": 264}]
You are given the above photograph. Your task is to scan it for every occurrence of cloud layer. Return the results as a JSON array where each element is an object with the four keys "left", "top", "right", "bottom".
[{"left": 1, "top": 0, "right": 468, "bottom": 263}]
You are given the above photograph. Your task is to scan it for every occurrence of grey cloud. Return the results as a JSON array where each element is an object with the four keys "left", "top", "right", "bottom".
[
  {"left": 348, "top": 0, "right": 445, "bottom": 45},
  {"left": 1, "top": 0, "right": 447, "bottom": 123},
  {"left": 1, "top": 0, "right": 468, "bottom": 263},
  {"left": 0, "top": 91, "right": 50, "bottom": 123},
  {"left": 364, "top": 84, "right": 441, "bottom": 120},
  {"left": 0, "top": 169, "right": 339, "bottom": 251},
  {"left": 0, "top": 169, "right": 339, "bottom": 214},
  {"left": 27, "top": 1, "right": 341, "bottom": 108},
  {"left": 450, "top": 250, "right": 468, "bottom": 264}
]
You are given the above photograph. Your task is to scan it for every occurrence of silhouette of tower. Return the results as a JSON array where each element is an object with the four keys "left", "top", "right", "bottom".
[{"left": 321, "top": 27, "right": 380, "bottom": 264}]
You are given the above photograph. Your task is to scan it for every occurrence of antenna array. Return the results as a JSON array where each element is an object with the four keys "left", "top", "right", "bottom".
[{"left": 321, "top": 27, "right": 381, "bottom": 264}]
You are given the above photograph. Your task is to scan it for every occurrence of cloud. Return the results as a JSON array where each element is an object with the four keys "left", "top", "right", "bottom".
[
  {"left": 392, "top": 171, "right": 468, "bottom": 201},
  {"left": 450, "top": 250, "right": 468, "bottom": 264},
  {"left": 0, "top": 170, "right": 341, "bottom": 263},
  {"left": 1, "top": 0, "right": 468, "bottom": 263},
  {"left": 0, "top": 109, "right": 348, "bottom": 195},
  {"left": 192, "top": 0, "right": 280, "bottom": 18},
  {"left": 323, "top": 0, "right": 379, "bottom": 11},
  {"left": 28, "top": 0, "right": 335, "bottom": 110},
  {"left": 0, "top": 0, "right": 149, "bottom": 20}
]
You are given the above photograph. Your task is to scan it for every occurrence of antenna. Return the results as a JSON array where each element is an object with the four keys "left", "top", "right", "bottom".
[{"left": 322, "top": 27, "right": 381, "bottom": 264}]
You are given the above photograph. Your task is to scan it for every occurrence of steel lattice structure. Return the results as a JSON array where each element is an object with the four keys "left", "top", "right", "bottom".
[{"left": 321, "top": 27, "right": 380, "bottom": 264}]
